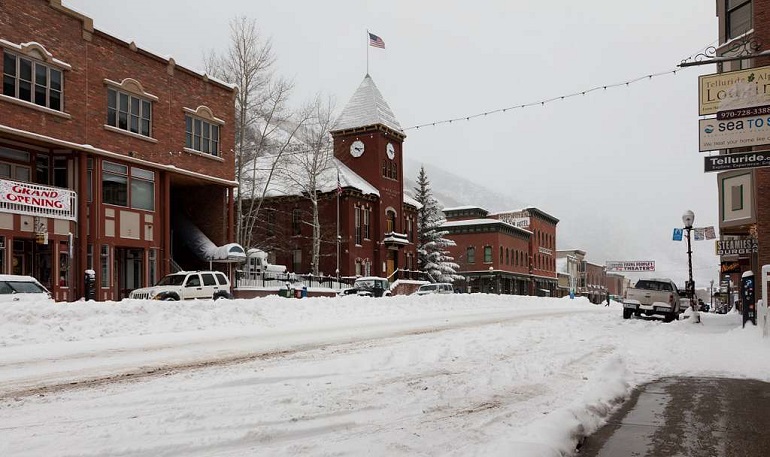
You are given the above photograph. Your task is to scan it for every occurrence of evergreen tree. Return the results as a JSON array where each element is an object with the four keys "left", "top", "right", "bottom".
[{"left": 413, "top": 166, "right": 463, "bottom": 283}]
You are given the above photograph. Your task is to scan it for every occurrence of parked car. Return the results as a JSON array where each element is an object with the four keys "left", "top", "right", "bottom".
[
  {"left": 622, "top": 278, "right": 684, "bottom": 322},
  {"left": 0, "top": 274, "right": 53, "bottom": 303},
  {"left": 414, "top": 283, "right": 454, "bottom": 296},
  {"left": 128, "top": 271, "right": 232, "bottom": 301},
  {"left": 337, "top": 277, "right": 391, "bottom": 297}
]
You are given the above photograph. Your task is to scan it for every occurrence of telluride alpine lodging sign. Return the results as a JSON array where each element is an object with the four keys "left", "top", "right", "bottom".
[
  {"left": 698, "top": 65, "right": 770, "bottom": 116},
  {"left": 606, "top": 261, "right": 655, "bottom": 272}
]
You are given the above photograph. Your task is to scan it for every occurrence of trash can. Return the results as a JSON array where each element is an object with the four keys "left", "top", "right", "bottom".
[
  {"left": 278, "top": 288, "right": 292, "bottom": 298},
  {"left": 301, "top": 286, "right": 308, "bottom": 298},
  {"left": 294, "top": 288, "right": 303, "bottom": 299}
]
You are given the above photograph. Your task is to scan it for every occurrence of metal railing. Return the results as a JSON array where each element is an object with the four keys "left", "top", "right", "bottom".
[{"left": 235, "top": 271, "right": 356, "bottom": 290}]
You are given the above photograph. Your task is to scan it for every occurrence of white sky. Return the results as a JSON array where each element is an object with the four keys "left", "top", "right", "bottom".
[
  {"left": 2, "top": 294, "right": 769, "bottom": 456},
  {"left": 62, "top": 0, "right": 721, "bottom": 287}
]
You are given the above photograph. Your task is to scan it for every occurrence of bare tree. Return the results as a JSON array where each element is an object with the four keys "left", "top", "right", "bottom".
[
  {"left": 277, "top": 96, "right": 336, "bottom": 275},
  {"left": 204, "top": 16, "right": 309, "bottom": 248}
]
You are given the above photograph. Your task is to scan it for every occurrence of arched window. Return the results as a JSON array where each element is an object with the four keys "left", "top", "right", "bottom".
[
  {"left": 466, "top": 247, "right": 475, "bottom": 263},
  {"left": 484, "top": 246, "right": 492, "bottom": 263},
  {"left": 386, "top": 209, "right": 396, "bottom": 233}
]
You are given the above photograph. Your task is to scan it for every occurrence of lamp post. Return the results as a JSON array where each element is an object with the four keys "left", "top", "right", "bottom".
[{"left": 682, "top": 210, "right": 700, "bottom": 323}]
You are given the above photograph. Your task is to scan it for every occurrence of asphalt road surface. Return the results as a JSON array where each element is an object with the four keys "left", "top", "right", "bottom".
[{"left": 580, "top": 377, "right": 770, "bottom": 457}]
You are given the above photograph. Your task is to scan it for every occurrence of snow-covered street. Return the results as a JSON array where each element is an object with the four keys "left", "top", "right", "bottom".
[{"left": 1, "top": 294, "right": 769, "bottom": 457}]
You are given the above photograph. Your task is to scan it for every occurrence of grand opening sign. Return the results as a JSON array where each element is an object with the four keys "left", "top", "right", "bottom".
[
  {"left": 0, "top": 179, "right": 76, "bottom": 220},
  {"left": 606, "top": 261, "right": 656, "bottom": 272}
]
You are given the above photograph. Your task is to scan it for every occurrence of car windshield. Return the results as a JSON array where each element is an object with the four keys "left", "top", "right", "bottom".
[
  {"left": 355, "top": 280, "right": 374, "bottom": 290},
  {"left": 2, "top": 280, "right": 47, "bottom": 294},
  {"left": 635, "top": 280, "right": 672, "bottom": 291},
  {"left": 155, "top": 274, "right": 187, "bottom": 286},
  {"left": 420, "top": 285, "right": 436, "bottom": 291}
]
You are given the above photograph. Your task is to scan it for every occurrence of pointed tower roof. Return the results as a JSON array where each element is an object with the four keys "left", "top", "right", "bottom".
[{"left": 332, "top": 74, "right": 404, "bottom": 137}]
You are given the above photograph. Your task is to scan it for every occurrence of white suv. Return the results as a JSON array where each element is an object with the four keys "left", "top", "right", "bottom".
[
  {"left": 414, "top": 283, "right": 454, "bottom": 295},
  {"left": 128, "top": 271, "right": 232, "bottom": 301}
]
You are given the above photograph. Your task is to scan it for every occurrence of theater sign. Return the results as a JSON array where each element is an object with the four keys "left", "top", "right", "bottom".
[
  {"left": 606, "top": 261, "right": 655, "bottom": 272},
  {"left": 0, "top": 179, "right": 77, "bottom": 221}
]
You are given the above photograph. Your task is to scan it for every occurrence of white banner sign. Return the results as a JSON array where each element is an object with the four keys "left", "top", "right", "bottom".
[
  {"left": 0, "top": 180, "right": 71, "bottom": 212},
  {"left": 606, "top": 261, "right": 655, "bottom": 272},
  {"left": 498, "top": 214, "right": 530, "bottom": 228}
]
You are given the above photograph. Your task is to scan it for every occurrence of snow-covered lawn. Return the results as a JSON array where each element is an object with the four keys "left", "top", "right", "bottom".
[{"left": 1, "top": 294, "right": 768, "bottom": 457}]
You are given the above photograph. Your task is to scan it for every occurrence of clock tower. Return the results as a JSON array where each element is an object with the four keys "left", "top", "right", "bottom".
[{"left": 331, "top": 74, "right": 413, "bottom": 278}]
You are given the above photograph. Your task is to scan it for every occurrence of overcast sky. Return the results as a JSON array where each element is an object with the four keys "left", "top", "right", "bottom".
[{"left": 64, "top": 0, "right": 721, "bottom": 288}]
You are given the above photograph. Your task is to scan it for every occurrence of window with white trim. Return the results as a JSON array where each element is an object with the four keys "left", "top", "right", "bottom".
[
  {"left": 101, "top": 161, "right": 155, "bottom": 210},
  {"left": 107, "top": 87, "right": 152, "bottom": 137},
  {"left": 3, "top": 51, "right": 62, "bottom": 111},
  {"left": 185, "top": 115, "right": 220, "bottom": 156}
]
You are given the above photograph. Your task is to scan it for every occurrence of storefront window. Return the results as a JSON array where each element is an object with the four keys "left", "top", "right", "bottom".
[
  {"left": 149, "top": 249, "right": 157, "bottom": 286},
  {"left": 100, "top": 245, "right": 110, "bottom": 288}
]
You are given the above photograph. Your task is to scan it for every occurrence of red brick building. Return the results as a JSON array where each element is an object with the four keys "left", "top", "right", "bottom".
[
  {"left": 0, "top": 0, "right": 238, "bottom": 300},
  {"left": 251, "top": 75, "right": 419, "bottom": 279},
  {"left": 442, "top": 206, "right": 559, "bottom": 295},
  {"left": 712, "top": 1, "right": 770, "bottom": 302}
]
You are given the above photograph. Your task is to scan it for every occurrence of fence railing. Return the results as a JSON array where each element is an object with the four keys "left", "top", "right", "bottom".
[
  {"left": 235, "top": 268, "right": 430, "bottom": 290},
  {"left": 235, "top": 271, "right": 356, "bottom": 290}
]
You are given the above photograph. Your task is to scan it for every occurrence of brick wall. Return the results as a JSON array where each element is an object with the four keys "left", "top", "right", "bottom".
[{"left": 0, "top": 0, "right": 235, "bottom": 181}]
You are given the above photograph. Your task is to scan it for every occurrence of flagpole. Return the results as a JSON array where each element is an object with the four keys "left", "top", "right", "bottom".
[
  {"left": 366, "top": 29, "right": 369, "bottom": 74},
  {"left": 336, "top": 171, "right": 341, "bottom": 284}
]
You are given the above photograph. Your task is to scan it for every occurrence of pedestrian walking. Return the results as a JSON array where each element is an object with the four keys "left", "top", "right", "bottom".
[{"left": 605, "top": 294, "right": 611, "bottom": 306}]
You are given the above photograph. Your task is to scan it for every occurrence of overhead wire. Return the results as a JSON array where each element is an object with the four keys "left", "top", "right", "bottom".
[{"left": 404, "top": 40, "right": 720, "bottom": 131}]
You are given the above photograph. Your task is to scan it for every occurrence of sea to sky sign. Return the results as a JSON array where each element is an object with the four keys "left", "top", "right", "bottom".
[
  {"left": 606, "top": 261, "right": 655, "bottom": 272},
  {"left": 699, "top": 65, "right": 770, "bottom": 116},
  {"left": 699, "top": 116, "right": 770, "bottom": 151}
]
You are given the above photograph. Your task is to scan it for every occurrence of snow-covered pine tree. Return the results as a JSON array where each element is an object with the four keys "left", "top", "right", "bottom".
[{"left": 413, "top": 166, "right": 463, "bottom": 283}]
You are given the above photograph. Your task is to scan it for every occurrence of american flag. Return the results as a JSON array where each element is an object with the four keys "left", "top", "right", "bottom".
[
  {"left": 368, "top": 32, "right": 385, "bottom": 49},
  {"left": 336, "top": 172, "right": 342, "bottom": 195}
]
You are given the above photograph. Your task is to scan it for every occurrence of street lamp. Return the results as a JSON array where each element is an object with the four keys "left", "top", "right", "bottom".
[{"left": 682, "top": 210, "right": 700, "bottom": 323}]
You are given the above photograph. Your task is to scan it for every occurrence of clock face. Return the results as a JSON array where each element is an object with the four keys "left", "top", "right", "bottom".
[
  {"left": 386, "top": 143, "right": 395, "bottom": 160},
  {"left": 350, "top": 140, "right": 365, "bottom": 158}
]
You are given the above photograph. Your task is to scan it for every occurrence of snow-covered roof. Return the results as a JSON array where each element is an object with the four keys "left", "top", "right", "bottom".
[
  {"left": 443, "top": 205, "right": 488, "bottom": 212},
  {"left": 491, "top": 207, "right": 560, "bottom": 224},
  {"left": 403, "top": 194, "right": 423, "bottom": 210},
  {"left": 249, "top": 155, "right": 380, "bottom": 198},
  {"left": 332, "top": 75, "right": 403, "bottom": 135},
  {"left": 441, "top": 218, "right": 532, "bottom": 235}
]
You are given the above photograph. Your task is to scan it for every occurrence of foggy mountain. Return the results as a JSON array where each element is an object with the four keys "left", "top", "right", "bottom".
[
  {"left": 404, "top": 158, "right": 581, "bottom": 254},
  {"left": 403, "top": 158, "right": 717, "bottom": 287}
]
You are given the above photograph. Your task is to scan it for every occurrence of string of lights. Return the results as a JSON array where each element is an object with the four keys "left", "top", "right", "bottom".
[{"left": 404, "top": 42, "right": 718, "bottom": 131}]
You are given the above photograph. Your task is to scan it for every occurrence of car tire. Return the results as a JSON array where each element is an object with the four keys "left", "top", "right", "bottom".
[
  {"left": 163, "top": 296, "right": 179, "bottom": 301},
  {"left": 214, "top": 291, "right": 232, "bottom": 300},
  {"left": 623, "top": 308, "right": 633, "bottom": 319}
]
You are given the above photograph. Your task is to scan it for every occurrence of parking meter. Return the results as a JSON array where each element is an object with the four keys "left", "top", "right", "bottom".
[
  {"left": 741, "top": 270, "right": 756, "bottom": 328},
  {"left": 84, "top": 269, "right": 96, "bottom": 301}
]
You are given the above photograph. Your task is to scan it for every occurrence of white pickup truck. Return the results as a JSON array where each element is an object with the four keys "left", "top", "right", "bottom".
[{"left": 622, "top": 278, "right": 685, "bottom": 322}]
